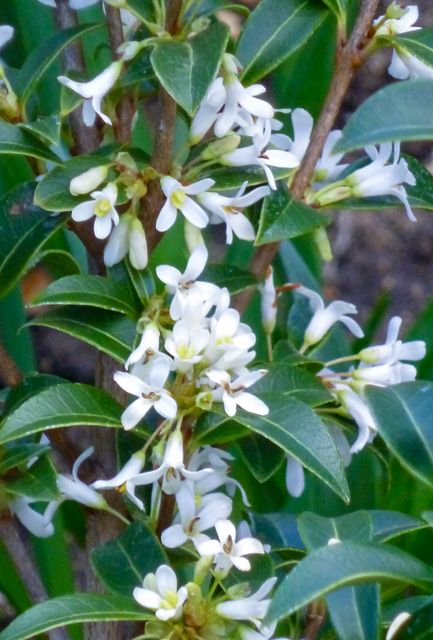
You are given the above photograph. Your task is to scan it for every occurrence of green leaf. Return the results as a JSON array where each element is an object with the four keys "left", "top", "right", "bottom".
[
  {"left": 320, "top": 0, "right": 347, "bottom": 20},
  {"left": 0, "top": 123, "right": 60, "bottom": 163},
  {"left": 4, "top": 374, "right": 65, "bottom": 415},
  {"left": 125, "top": 0, "right": 154, "bottom": 23},
  {"left": 0, "top": 594, "right": 148, "bottom": 640},
  {"left": 0, "top": 443, "right": 51, "bottom": 474},
  {"left": 236, "top": 435, "right": 285, "bottom": 483},
  {"left": 250, "top": 512, "right": 305, "bottom": 551},
  {"left": 202, "top": 264, "right": 256, "bottom": 294},
  {"left": 196, "top": 396, "right": 349, "bottom": 501},
  {"left": 151, "top": 21, "right": 229, "bottom": 116},
  {"left": 25, "top": 307, "right": 136, "bottom": 364},
  {"left": 16, "top": 23, "right": 102, "bottom": 107},
  {"left": 236, "top": 0, "right": 327, "bottom": 83},
  {"left": 298, "top": 511, "right": 373, "bottom": 550},
  {"left": 267, "top": 541, "right": 433, "bottom": 624},
  {"left": 91, "top": 522, "right": 167, "bottom": 596},
  {"left": 20, "top": 116, "right": 61, "bottom": 147},
  {"left": 366, "top": 382, "right": 433, "bottom": 490},
  {"left": 190, "top": 1, "right": 249, "bottom": 18},
  {"left": 369, "top": 510, "right": 426, "bottom": 542},
  {"left": 207, "top": 165, "right": 293, "bottom": 191},
  {"left": 0, "top": 182, "right": 68, "bottom": 299},
  {"left": 392, "top": 27, "right": 433, "bottom": 72},
  {"left": 29, "top": 275, "right": 140, "bottom": 317},
  {"left": 0, "top": 383, "right": 122, "bottom": 445},
  {"left": 256, "top": 183, "right": 330, "bottom": 245},
  {"left": 400, "top": 600, "right": 433, "bottom": 639},
  {"left": 34, "top": 155, "right": 114, "bottom": 212},
  {"left": 336, "top": 80, "right": 433, "bottom": 153},
  {"left": 7, "top": 456, "right": 60, "bottom": 501},
  {"left": 252, "top": 362, "right": 333, "bottom": 407}
]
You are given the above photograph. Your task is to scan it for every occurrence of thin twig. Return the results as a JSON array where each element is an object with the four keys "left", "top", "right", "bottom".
[
  {"left": 141, "top": 0, "right": 183, "bottom": 252},
  {"left": 0, "top": 342, "right": 23, "bottom": 388},
  {"left": 0, "top": 517, "right": 69, "bottom": 640},
  {"left": 303, "top": 601, "right": 327, "bottom": 640},
  {"left": 234, "top": 0, "right": 380, "bottom": 313},
  {"left": 105, "top": 5, "right": 135, "bottom": 144}
]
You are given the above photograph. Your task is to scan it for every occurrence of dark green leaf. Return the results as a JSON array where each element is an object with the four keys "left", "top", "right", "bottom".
[
  {"left": 392, "top": 27, "right": 433, "bottom": 71},
  {"left": 0, "top": 383, "right": 122, "bottom": 445},
  {"left": 7, "top": 456, "right": 60, "bottom": 501},
  {"left": 4, "top": 373, "right": 66, "bottom": 415},
  {"left": 0, "top": 594, "right": 148, "bottom": 640},
  {"left": 16, "top": 23, "right": 102, "bottom": 107},
  {"left": 253, "top": 362, "right": 332, "bottom": 407},
  {"left": 250, "top": 512, "right": 305, "bottom": 551},
  {"left": 29, "top": 275, "right": 140, "bottom": 316},
  {"left": 151, "top": 21, "right": 229, "bottom": 116},
  {"left": 256, "top": 184, "right": 330, "bottom": 245},
  {"left": 25, "top": 307, "right": 136, "bottom": 364},
  {"left": 0, "top": 123, "right": 60, "bottom": 163},
  {"left": 400, "top": 600, "right": 433, "bottom": 639},
  {"left": 267, "top": 542, "right": 433, "bottom": 624},
  {"left": 0, "top": 182, "right": 68, "bottom": 299},
  {"left": 125, "top": 0, "right": 154, "bottom": 23},
  {"left": 366, "top": 382, "right": 433, "bottom": 490},
  {"left": 203, "top": 264, "right": 256, "bottom": 294},
  {"left": 236, "top": 0, "right": 327, "bottom": 83},
  {"left": 207, "top": 165, "right": 293, "bottom": 191},
  {"left": 188, "top": 0, "right": 249, "bottom": 19},
  {"left": 236, "top": 434, "right": 285, "bottom": 483},
  {"left": 336, "top": 80, "right": 433, "bottom": 153},
  {"left": 91, "top": 522, "right": 167, "bottom": 596},
  {"left": 0, "top": 443, "right": 51, "bottom": 474},
  {"left": 298, "top": 511, "right": 373, "bottom": 550},
  {"left": 20, "top": 116, "right": 60, "bottom": 147},
  {"left": 196, "top": 396, "right": 349, "bottom": 501},
  {"left": 369, "top": 510, "right": 426, "bottom": 542}
]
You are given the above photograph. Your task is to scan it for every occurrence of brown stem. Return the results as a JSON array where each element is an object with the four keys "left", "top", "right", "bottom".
[
  {"left": 0, "top": 516, "right": 69, "bottom": 640},
  {"left": 105, "top": 5, "right": 135, "bottom": 144},
  {"left": 141, "top": 0, "right": 183, "bottom": 252},
  {"left": 0, "top": 342, "right": 23, "bottom": 388},
  {"left": 234, "top": 0, "right": 380, "bottom": 313},
  {"left": 303, "top": 601, "right": 327, "bottom": 640}
]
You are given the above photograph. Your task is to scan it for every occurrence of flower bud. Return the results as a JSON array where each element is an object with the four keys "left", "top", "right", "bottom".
[
  {"left": 70, "top": 165, "right": 108, "bottom": 195},
  {"left": 196, "top": 391, "right": 213, "bottom": 411},
  {"left": 314, "top": 227, "right": 333, "bottom": 262},
  {"left": 128, "top": 218, "right": 148, "bottom": 270},
  {"left": 119, "top": 40, "right": 141, "bottom": 62},
  {"left": 260, "top": 266, "right": 277, "bottom": 335},
  {"left": 385, "top": 2, "right": 405, "bottom": 20},
  {"left": 194, "top": 556, "right": 214, "bottom": 585},
  {"left": 201, "top": 134, "right": 241, "bottom": 160}
]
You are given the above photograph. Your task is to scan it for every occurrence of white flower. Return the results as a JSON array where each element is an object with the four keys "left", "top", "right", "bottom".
[
  {"left": 156, "top": 244, "right": 219, "bottom": 321},
  {"left": 359, "top": 316, "right": 426, "bottom": 364},
  {"left": 125, "top": 322, "right": 160, "bottom": 369},
  {"left": 71, "top": 183, "right": 119, "bottom": 240},
  {"left": 259, "top": 266, "right": 277, "bottom": 335},
  {"left": 161, "top": 485, "right": 232, "bottom": 549},
  {"left": 205, "top": 369, "right": 269, "bottom": 417},
  {"left": 0, "top": 25, "right": 14, "bottom": 51},
  {"left": 198, "top": 182, "right": 269, "bottom": 244},
  {"left": 216, "top": 577, "right": 277, "bottom": 627},
  {"left": 103, "top": 214, "right": 148, "bottom": 270},
  {"left": 337, "top": 386, "right": 377, "bottom": 454},
  {"left": 353, "top": 361, "right": 417, "bottom": 386},
  {"left": 165, "top": 320, "right": 209, "bottom": 373},
  {"left": 114, "top": 357, "right": 177, "bottom": 429},
  {"left": 285, "top": 455, "right": 305, "bottom": 498},
  {"left": 296, "top": 285, "right": 363, "bottom": 349},
  {"left": 197, "top": 518, "right": 264, "bottom": 573},
  {"left": 346, "top": 143, "right": 416, "bottom": 221},
  {"left": 128, "top": 431, "right": 212, "bottom": 496},
  {"left": 385, "top": 612, "right": 411, "bottom": 640},
  {"left": 156, "top": 176, "right": 214, "bottom": 232},
  {"left": 133, "top": 565, "right": 187, "bottom": 621},
  {"left": 389, "top": 48, "right": 433, "bottom": 80},
  {"left": 9, "top": 496, "right": 54, "bottom": 538},
  {"left": 92, "top": 449, "right": 146, "bottom": 508},
  {"left": 271, "top": 108, "right": 313, "bottom": 164},
  {"left": 56, "top": 447, "right": 108, "bottom": 509},
  {"left": 58, "top": 60, "right": 123, "bottom": 126},
  {"left": 315, "top": 130, "right": 348, "bottom": 183},
  {"left": 70, "top": 165, "right": 108, "bottom": 195}
]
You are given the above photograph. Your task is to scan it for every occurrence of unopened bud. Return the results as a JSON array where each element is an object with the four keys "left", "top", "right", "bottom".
[
  {"left": 386, "top": 2, "right": 406, "bottom": 19},
  {"left": 227, "top": 582, "right": 250, "bottom": 599},
  {"left": 128, "top": 218, "right": 148, "bottom": 270},
  {"left": 70, "top": 165, "right": 108, "bottom": 195},
  {"left": 314, "top": 227, "right": 333, "bottom": 262},
  {"left": 201, "top": 134, "right": 241, "bottom": 160},
  {"left": 194, "top": 556, "right": 213, "bottom": 585},
  {"left": 119, "top": 40, "right": 142, "bottom": 62}
]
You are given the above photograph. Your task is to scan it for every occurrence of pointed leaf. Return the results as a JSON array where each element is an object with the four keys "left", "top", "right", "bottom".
[
  {"left": 267, "top": 542, "right": 433, "bottom": 624},
  {"left": 151, "top": 21, "right": 229, "bottom": 116},
  {"left": 369, "top": 510, "right": 426, "bottom": 542},
  {"left": 0, "top": 123, "right": 60, "bottom": 163},
  {"left": 202, "top": 264, "right": 256, "bottom": 294},
  {"left": 0, "top": 383, "right": 122, "bottom": 445},
  {"left": 392, "top": 27, "right": 433, "bottom": 71},
  {"left": 7, "top": 456, "right": 60, "bottom": 501}
]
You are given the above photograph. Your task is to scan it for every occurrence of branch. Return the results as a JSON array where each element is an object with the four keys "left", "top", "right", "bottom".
[
  {"left": 0, "top": 517, "right": 69, "bottom": 640},
  {"left": 142, "top": 0, "right": 183, "bottom": 253},
  {"left": 234, "top": 0, "right": 380, "bottom": 312},
  {"left": 0, "top": 341, "right": 22, "bottom": 388},
  {"left": 105, "top": 5, "right": 135, "bottom": 144}
]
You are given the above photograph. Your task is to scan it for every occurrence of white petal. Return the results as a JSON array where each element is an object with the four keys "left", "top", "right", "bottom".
[
  {"left": 155, "top": 565, "right": 177, "bottom": 596},
  {"left": 181, "top": 197, "right": 209, "bottom": 228},
  {"left": 133, "top": 587, "right": 162, "bottom": 610},
  {"left": 388, "top": 50, "right": 410, "bottom": 80},
  {"left": 103, "top": 221, "right": 129, "bottom": 267},
  {"left": 155, "top": 393, "right": 177, "bottom": 420},
  {"left": 183, "top": 244, "right": 208, "bottom": 281},
  {"left": 184, "top": 178, "right": 215, "bottom": 195},
  {"left": 215, "top": 518, "right": 236, "bottom": 544},
  {"left": 160, "top": 176, "right": 181, "bottom": 198},
  {"left": 114, "top": 371, "right": 148, "bottom": 397},
  {"left": 285, "top": 456, "right": 305, "bottom": 497},
  {"left": 92, "top": 451, "right": 145, "bottom": 489},
  {"left": 156, "top": 199, "right": 177, "bottom": 232},
  {"left": 235, "top": 392, "right": 269, "bottom": 416},
  {"left": 93, "top": 214, "right": 114, "bottom": 240},
  {"left": 82, "top": 100, "right": 96, "bottom": 127},
  {"left": 161, "top": 524, "right": 188, "bottom": 548},
  {"left": 121, "top": 398, "right": 151, "bottom": 430},
  {"left": 71, "top": 201, "right": 94, "bottom": 222},
  {"left": 0, "top": 25, "right": 14, "bottom": 50}
]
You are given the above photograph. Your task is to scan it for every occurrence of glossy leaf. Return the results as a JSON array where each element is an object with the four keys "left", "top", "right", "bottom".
[
  {"left": 0, "top": 594, "right": 148, "bottom": 640},
  {"left": 16, "top": 23, "right": 101, "bottom": 107},
  {"left": 298, "top": 511, "right": 373, "bottom": 550},
  {"left": 369, "top": 510, "right": 426, "bottom": 542},
  {"left": 29, "top": 275, "right": 140, "bottom": 317},
  {"left": 250, "top": 512, "right": 305, "bottom": 551},
  {"left": 267, "top": 541, "right": 433, "bottom": 624},
  {"left": 236, "top": 435, "right": 285, "bottom": 483},
  {"left": 336, "top": 80, "right": 433, "bottom": 153},
  {"left": 195, "top": 396, "right": 349, "bottom": 501},
  {"left": 91, "top": 522, "right": 167, "bottom": 596},
  {"left": 236, "top": 0, "right": 327, "bottom": 83},
  {"left": 392, "top": 27, "right": 433, "bottom": 71},
  {"left": 20, "top": 116, "right": 60, "bottom": 147},
  {"left": 0, "top": 383, "right": 122, "bottom": 445},
  {"left": 0, "top": 123, "right": 60, "bottom": 163},
  {"left": 151, "top": 21, "right": 229, "bottom": 116},
  {"left": 252, "top": 362, "right": 332, "bottom": 407},
  {"left": 366, "top": 382, "right": 433, "bottom": 490},
  {"left": 0, "top": 183, "right": 68, "bottom": 299},
  {"left": 0, "top": 443, "right": 51, "bottom": 474},
  {"left": 256, "top": 184, "right": 330, "bottom": 245},
  {"left": 7, "top": 456, "right": 60, "bottom": 501},
  {"left": 203, "top": 264, "right": 256, "bottom": 294},
  {"left": 26, "top": 307, "right": 136, "bottom": 364},
  {"left": 4, "top": 374, "right": 65, "bottom": 415}
]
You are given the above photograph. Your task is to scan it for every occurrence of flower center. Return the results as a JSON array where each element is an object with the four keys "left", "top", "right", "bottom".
[
  {"left": 162, "top": 591, "right": 178, "bottom": 608},
  {"left": 223, "top": 535, "right": 234, "bottom": 554},
  {"left": 171, "top": 189, "right": 186, "bottom": 209},
  {"left": 94, "top": 197, "right": 112, "bottom": 217},
  {"left": 177, "top": 343, "right": 196, "bottom": 359}
]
